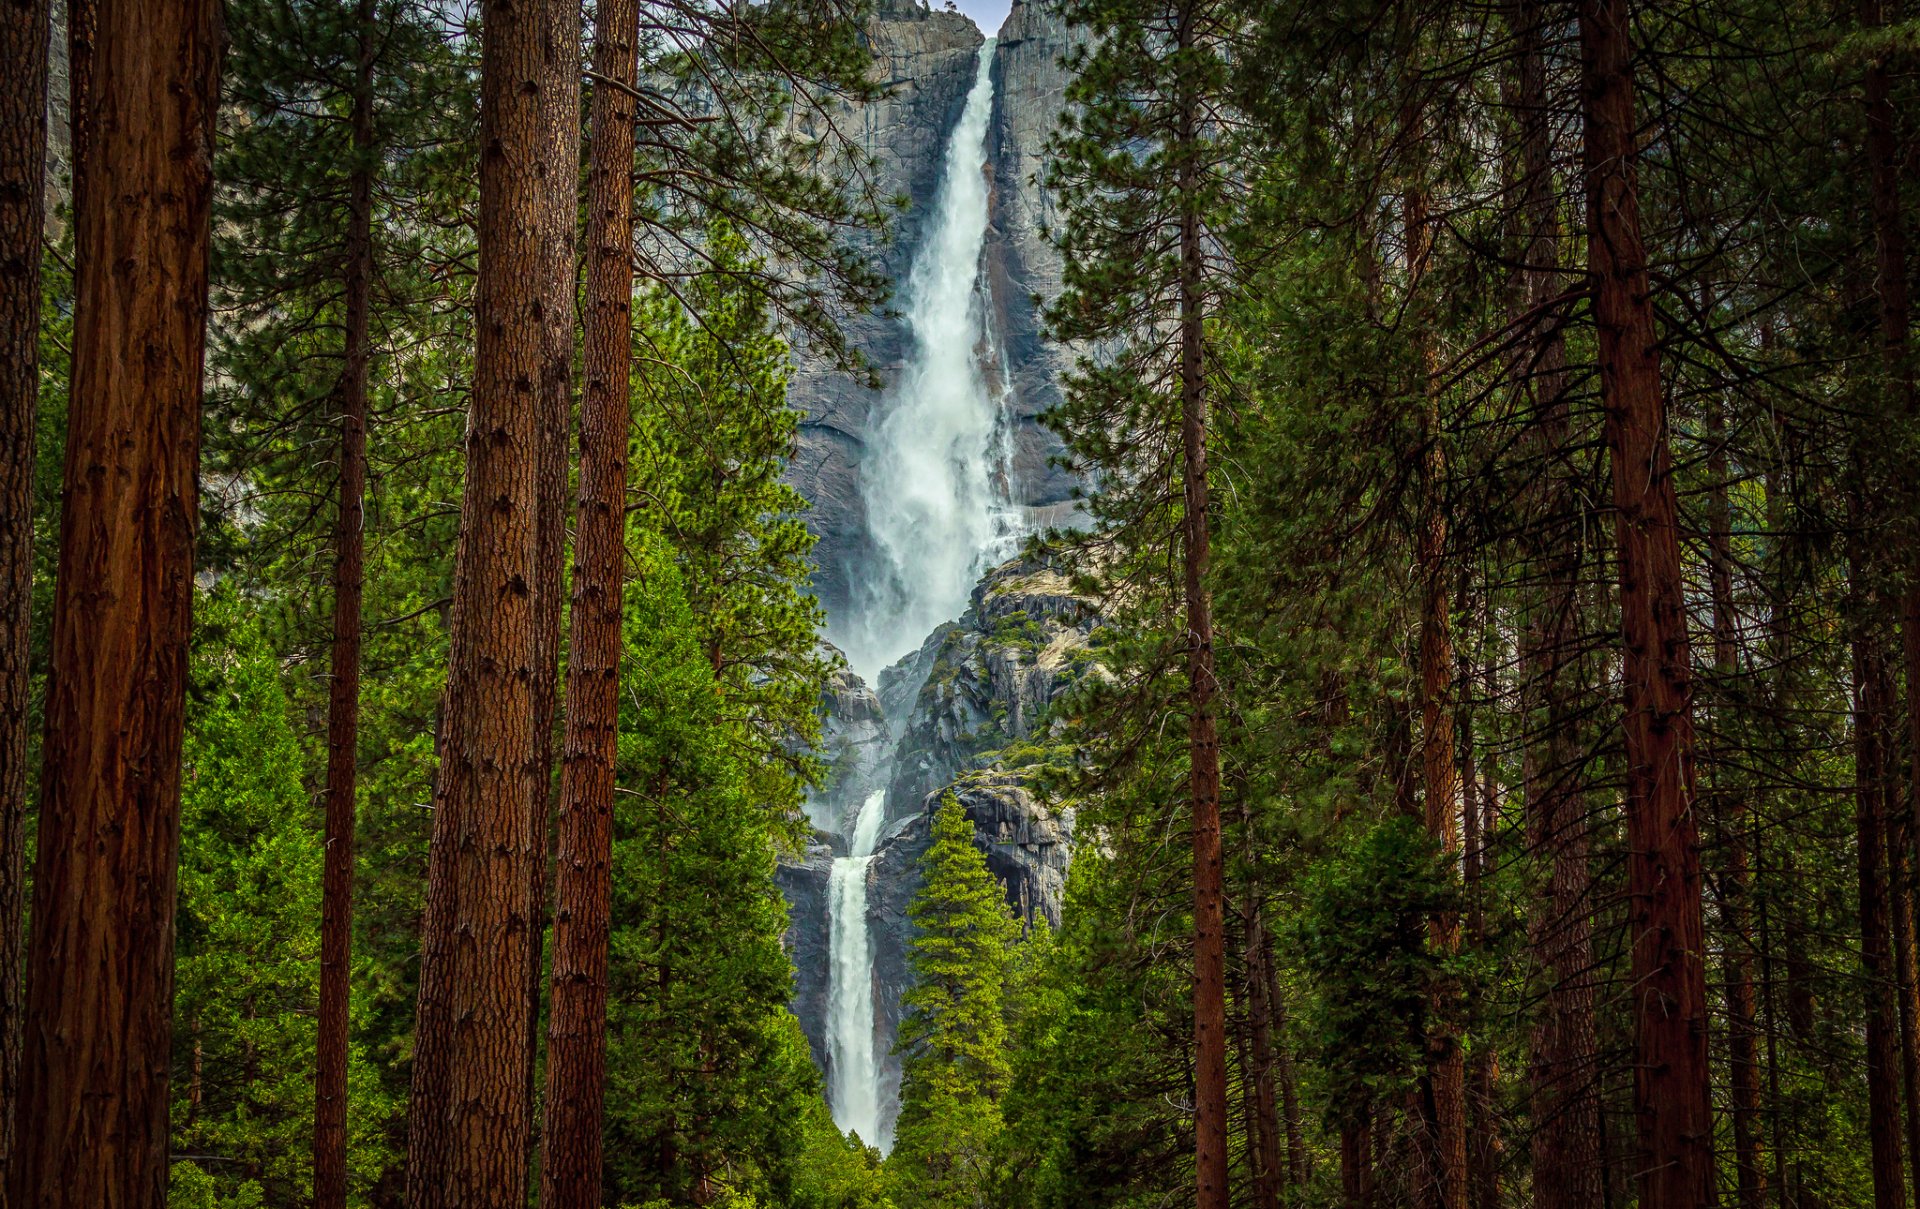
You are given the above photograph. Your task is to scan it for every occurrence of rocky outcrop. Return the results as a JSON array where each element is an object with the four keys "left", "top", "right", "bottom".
[
  {"left": 884, "top": 556, "right": 1097, "bottom": 822},
  {"left": 982, "top": 0, "right": 1082, "bottom": 534},
  {"left": 807, "top": 644, "right": 893, "bottom": 843}
]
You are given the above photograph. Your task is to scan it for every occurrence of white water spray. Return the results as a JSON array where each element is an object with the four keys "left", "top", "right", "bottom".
[
  {"left": 842, "top": 41, "right": 1017, "bottom": 682},
  {"left": 826, "top": 789, "right": 888, "bottom": 1146}
]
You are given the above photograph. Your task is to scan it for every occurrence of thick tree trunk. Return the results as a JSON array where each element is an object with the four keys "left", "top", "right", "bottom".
[
  {"left": 1575, "top": 4, "right": 1716, "bottom": 1203},
  {"left": 0, "top": 0, "right": 49, "bottom": 1188},
  {"left": 1175, "top": 10, "right": 1227, "bottom": 1209},
  {"left": 9, "top": 0, "right": 219, "bottom": 1204},
  {"left": 405, "top": 0, "right": 551, "bottom": 1203},
  {"left": 525, "top": 0, "right": 580, "bottom": 1129},
  {"left": 537, "top": 0, "right": 637, "bottom": 1200},
  {"left": 313, "top": 5, "right": 377, "bottom": 1205},
  {"left": 1704, "top": 399, "right": 1766, "bottom": 1209},
  {"left": 1855, "top": 631, "right": 1908, "bottom": 1209}
]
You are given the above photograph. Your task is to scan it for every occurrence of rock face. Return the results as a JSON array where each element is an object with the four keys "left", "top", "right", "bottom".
[
  {"left": 884, "top": 556, "right": 1097, "bottom": 824},
  {"left": 779, "top": 554, "right": 1097, "bottom": 1103},
  {"left": 787, "top": 0, "right": 1081, "bottom": 620}
]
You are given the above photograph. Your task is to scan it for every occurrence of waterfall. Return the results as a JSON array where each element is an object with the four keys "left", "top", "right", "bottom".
[
  {"left": 826, "top": 789, "right": 888, "bottom": 1147},
  {"left": 842, "top": 40, "right": 1016, "bottom": 683}
]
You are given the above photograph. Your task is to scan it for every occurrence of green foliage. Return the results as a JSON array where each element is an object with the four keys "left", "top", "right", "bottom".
[
  {"left": 887, "top": 796, "right": 1018, "bottom": 1209},
  {"left": 169, "top": 593, "right": 393, "bottom": 1207}
]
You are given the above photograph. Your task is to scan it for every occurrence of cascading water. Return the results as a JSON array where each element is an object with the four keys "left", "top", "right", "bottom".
[
  {"left": 820, "top": 38, "right": 1015, "bottom": 1153},
  {"left": 826, "top": 789, "right": 889, "bottom": 1145},
  {"left": 840, "top": 40, "right": 1017, "bottom": 684}
]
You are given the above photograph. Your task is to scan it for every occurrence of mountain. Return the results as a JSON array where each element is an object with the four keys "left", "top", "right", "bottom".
[{"left": 786, "top": 0, "right": 1079, "bottom": 622}]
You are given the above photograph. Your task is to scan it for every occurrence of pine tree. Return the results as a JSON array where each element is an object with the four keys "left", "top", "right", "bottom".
[{"left": 889, "top": 795, "right": 1017, "bottom": 1209}]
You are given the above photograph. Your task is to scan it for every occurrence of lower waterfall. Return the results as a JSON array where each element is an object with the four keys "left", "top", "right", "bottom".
[{"left": 826, "top": 789, "right": 888, "bottom": 1147}]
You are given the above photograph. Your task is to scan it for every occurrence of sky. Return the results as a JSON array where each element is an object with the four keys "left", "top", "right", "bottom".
[{"left": 944, "top": 0, "right": 1013, "bottom": 35}]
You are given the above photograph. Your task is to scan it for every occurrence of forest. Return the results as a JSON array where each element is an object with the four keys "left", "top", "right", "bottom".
[{"left": 0, "top": 0, "right": 1917, "bottom": 1206}]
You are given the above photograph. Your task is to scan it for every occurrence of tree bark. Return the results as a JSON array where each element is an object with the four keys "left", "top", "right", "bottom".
[
  {"left": 405, "top": 0, "right": 552, "bottom": 1203},
  {"left": 0, "top": 0, "right": 49, "bottom": 1189},
  {"left": 1575, "top": 3, "right": 1716, "bottom": 1203},
  {"left": 1175, "top": 7, "right": 1227, "bottom": 1208},
  {"left": 537, "top": 0, "right": 637, "bottom": 1200},
  {"left": 525, "top": 0, "right": 581, "bottom": 1124},
  {"left": 10, "top": 0, "right": 219, "bottom": 1204},
  {"left": 313, "top": 5, "right": 378, "bottom": 1205}
]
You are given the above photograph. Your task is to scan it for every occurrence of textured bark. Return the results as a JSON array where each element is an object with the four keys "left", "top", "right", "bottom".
[
  {"left": 0, "top": 0, "right": 49, "bottom": 1188},
  {"left": 1705, "top": 398, "right": 1766, "bottom": 1209},
  {"left": 1576, "top": 3, "right": 1715, "bottom": 1203},
  {"left": 404, "top": 0, "right": 551, "bottom": 1203},
  {"left": 313, "top": 4, "right": 377, "bottom": 1206},
  {"left": 537, "top": 0, "right": 636, "bottom": 1200},
  {"left": 10, "top": 0, "right": 219, "bottom": 1204},
  {"left": 1855, "top": 634, "right": 1908, "bottom": 1209},
  {"left": 525, "top": 0, "right": 580, "bottom": 1121},
  {"left": 1175, "top": 8, "right": 1227, "bottom": 1208}
]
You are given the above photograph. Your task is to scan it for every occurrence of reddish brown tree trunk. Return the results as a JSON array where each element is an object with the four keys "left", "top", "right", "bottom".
[
  {"left": 9, "top": 0, "right": 219, "bottom": 1204},
  {"left": 0, "top": 0, "right": 49, "bottom": 1187},
  {"left": 1175, "top": 9, "right": 1227, "bottom": 1208},
  {"left": 312, "top": 5, "right": 378, "bottom": 1205},
  {"left": 1576, "top": 3, "right": 1715, "bottom": 1203},
  {"left": 1856, "top": 630, "right": 1908, "bottom": 1209},
  {"left": 537, "top": 0, "right": 637, "bottom": 1201},
  {"left": 1704, "top": 399, "right": 1766, "bottom": 1209},
  {"left": 524, "top": 0, "right": 581, "bottom": 1122},
  {"left": 405, "top": 0, "right": 552, "bottom": 1203}
]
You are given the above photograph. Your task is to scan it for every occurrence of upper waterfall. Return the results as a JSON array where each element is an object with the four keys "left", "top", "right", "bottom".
[{"left": 840, "top": 40, "right": 1018, "bottom": 683}]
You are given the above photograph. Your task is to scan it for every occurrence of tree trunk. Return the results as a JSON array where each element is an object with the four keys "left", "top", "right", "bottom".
[
  {"left": 1261, "top": 931, "right": 1308, "bottom": 1190},
  {"left": 1855, "top": 630, "right": 1908, "bottom": 1209},
  {"left": 1175, "top": 8, "right": 1227, "bottom": 1209},
  {"left": 525, "top": 0, "right": 580, "bottom": 1125},
  {"left": 0, "top": 0, "right": 49, "bottom": 1187},
  {"left": 10, "top": 0, "right": 219, "bottom": 1204},
  {"left": 313, "top": 5, "right": 377, "bottom": 1205},
  {"left": 1862, "top": 4, "right": 1920, "bottom": 1196},
  {"left": 405, "top": 0, "right": 552, "bottom": 1203},
  {"left": 1704, "top": 397, "right": 1766, "bottom": 1209},
  {"left": 537, "top": 0, "right": 636, "bottom": 1200},
  {"left": 1342, "top": 1112, "right": 1372, "bottom": 1209},
  {"left": 1575, "top": 3, "right": 1716, "bottom": 1203}
]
